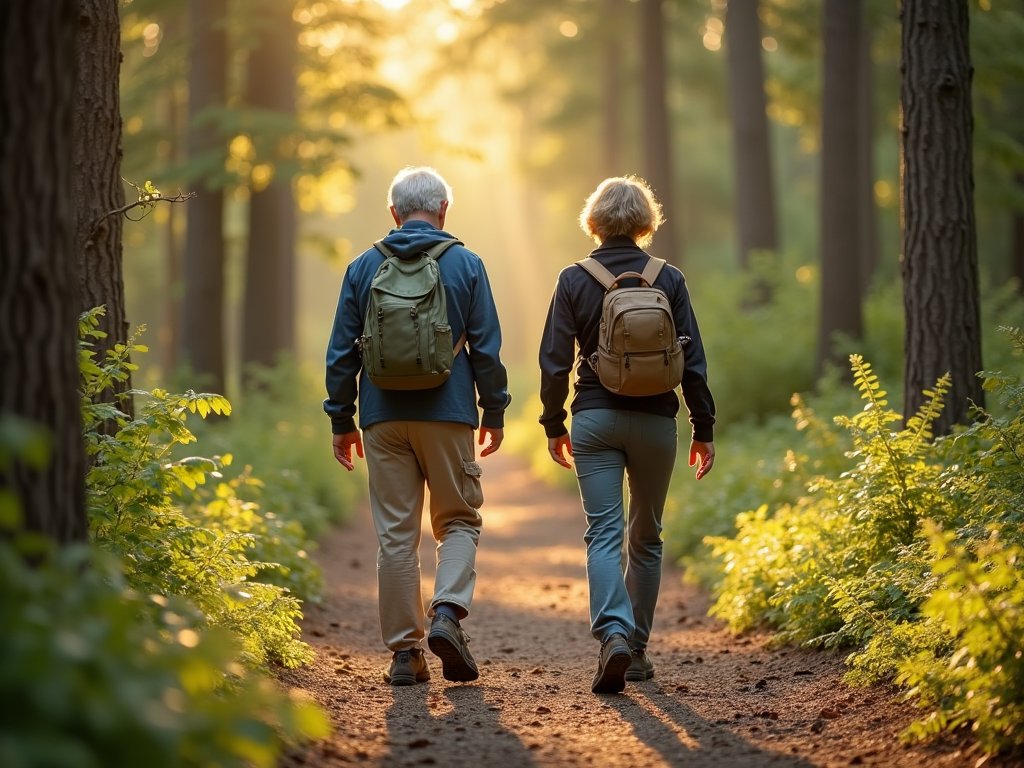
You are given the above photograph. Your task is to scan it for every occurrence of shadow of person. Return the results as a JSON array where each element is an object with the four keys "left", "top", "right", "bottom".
[
  {"left": 380, "top": 681, "right": 539, "bottom": 768},
  {"left": 604, "top": 686, "right": 820, "bottom": 768}
]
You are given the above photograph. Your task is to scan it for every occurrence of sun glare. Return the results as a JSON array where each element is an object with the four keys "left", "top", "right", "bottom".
[
  {"left": 436, "top": 21, "right": 459, "bottom": 43},
  {"left": 449, "top": 0, "right": 474, "bottom": 9},
  {"left": 376, "top": 0, "right": 412, "bottom": 9}
]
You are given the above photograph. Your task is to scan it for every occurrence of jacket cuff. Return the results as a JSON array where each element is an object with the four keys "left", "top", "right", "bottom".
[
  {"left": 544, "top": 422, "right": 569, "bottom": 439},
  {"left": 692, "top": 425, "right": 714, "bottom": 444},
  {"left": 332, "top": 416, "right": 357, "bottom": 435},
  {"left": 481, "top": 410, "right": 505, "bottom": 429}
]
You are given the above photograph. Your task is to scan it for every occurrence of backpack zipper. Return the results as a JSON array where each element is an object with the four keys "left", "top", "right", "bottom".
[
  {"left": 377, "top": 308, "right": 385, "bottom": 368},
  {"left": 411, "top": 307, "right": 421, "bottom": 365}
]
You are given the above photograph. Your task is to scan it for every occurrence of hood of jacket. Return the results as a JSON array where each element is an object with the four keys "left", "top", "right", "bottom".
[{"left": 379, "top": 220, "right": 458, "bottom": 260}]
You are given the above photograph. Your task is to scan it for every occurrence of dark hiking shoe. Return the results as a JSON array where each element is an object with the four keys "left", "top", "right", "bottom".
[
  {"left": 625, "top": 648, "right": 655, "bottom": 682},
  {"left": 428, "top": 613, "right": 480, "bottom": 682},
  {"left": 384, "top": 648, "right": 430, "bottom": 686},
  {"left": 592, "top": 633, "right": 632, "bottom": 694}
]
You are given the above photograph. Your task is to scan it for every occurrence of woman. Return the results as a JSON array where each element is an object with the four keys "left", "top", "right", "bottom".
[{"left": 538, "top": 176, "right": 716, "bottom": 694}]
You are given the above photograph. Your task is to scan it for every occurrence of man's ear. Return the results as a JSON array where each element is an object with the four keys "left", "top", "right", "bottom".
[
  {"left": 437, "top": 199, "right": 449, "bottom": 228},
  {"left": 389, "top": 205, "right": 402, "bottom": 226}
]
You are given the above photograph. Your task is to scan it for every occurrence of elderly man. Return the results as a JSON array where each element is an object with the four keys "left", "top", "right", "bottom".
[{"left": 325, "top": 166, "right": 511, "bottom": 685}]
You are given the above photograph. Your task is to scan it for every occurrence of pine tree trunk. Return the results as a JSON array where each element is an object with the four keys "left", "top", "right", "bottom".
[
  {"left": 858, "top": 23, "right": 879, "bottom": 292},
  {"left": 0, "top": 0, "right": 87, "bottom": 543},
  {"left": 602, "top": 0, "right": 623, "bottom": 178},
  {"left": 901, "top": 0, "right": 982, "bottom": 433},
  {"left": 816, "top": 0, "right": 863, "bottom": 378},
  {"left": 1012, "top": 172, "right": 1024, "bottom": 288},
  {"left": 161, "top": 15, "right": 184, "bottom": 376},
  {"left": 242, "top": 3, "right": 297, "bottom": 375},
  {"left": 182, "top": 0, "right": 227, "bottom": 394},
  {"left": 639, "top": 0, "right": 681, "bottom": 266},
  {"left": 725, "top": 0, "right": 778, "bottom": 272},
  {"left": 73, "top": 0, "right": 130, "bottom": 416}
]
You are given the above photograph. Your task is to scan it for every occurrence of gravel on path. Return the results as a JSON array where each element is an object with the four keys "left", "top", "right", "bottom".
[{"left": 279, "top": 452, "right": 1010, "bottom": 768}]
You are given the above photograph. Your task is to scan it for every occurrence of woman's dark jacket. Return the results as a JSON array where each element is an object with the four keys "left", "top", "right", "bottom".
[{"left": 538, "top": 235, "right": 716, "bottom": 442}]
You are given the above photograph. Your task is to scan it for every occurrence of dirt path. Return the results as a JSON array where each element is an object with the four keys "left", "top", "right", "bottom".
[{"left": 279, "top": 453, "right": 999, "bottom": 768}]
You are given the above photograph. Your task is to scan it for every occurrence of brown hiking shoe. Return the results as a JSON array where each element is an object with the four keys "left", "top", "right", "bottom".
[
  {"left": 383, "top": 648, "right": 430, "bottom": 686},
  {"left": 427, "top": 613, "right": 479, "bottom": 682},
  {"left": 625, "top": 648, "right": 655, "bottom": 682},
  {"left": 592, "top": 633, "right": 632, "bottom": 694}
]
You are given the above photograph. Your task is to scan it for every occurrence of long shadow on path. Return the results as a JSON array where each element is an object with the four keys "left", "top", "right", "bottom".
[{"left": 381, "top": 683, "right": 539, "bottom": 768}]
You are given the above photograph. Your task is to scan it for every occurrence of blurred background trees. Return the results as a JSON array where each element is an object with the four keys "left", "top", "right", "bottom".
[{"left": 111, "top": 0, "right": 1024, "bottom": 423}]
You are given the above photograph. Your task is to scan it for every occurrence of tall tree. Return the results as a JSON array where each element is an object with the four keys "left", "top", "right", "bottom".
[
  {"left": 242, "top": 1, "right": 298, "bottom": 374},
  {"left": 816, "top": 0, "right": 863, "bottom": 377},
  {"left": 858, "top": 21, "right": 879, "bottom": 291},
  {"left": 900, "top": 0, "right": 982, "bottom": 432},
  {"left": 74, "top": 0, "right": 130, "bottom": 416},
  {"left": 602, "top": 0, "right": 624, "bottom": 178},
  {"left": 182, "top": 0, "right": 228, "bottom": 394},
  {"left": 725, "top": 0, "right": 778, "bottom": 273},
  {"left": 0, "top": 0, "right": 87, "bottom": 542},
  {"left": 639, "top": 0, "right": 681, "bottom": 266},
  {"left": 1014, "top": 171, "right": 1024, "bottom": 286}
]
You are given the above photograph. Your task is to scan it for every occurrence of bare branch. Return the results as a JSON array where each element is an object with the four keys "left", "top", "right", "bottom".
[{"left": 89, "top": 180, "right": 196, "bottom": 241}]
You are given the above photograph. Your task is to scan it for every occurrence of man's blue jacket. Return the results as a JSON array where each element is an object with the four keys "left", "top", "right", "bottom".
[{"left": 324, "top": 220, "right": 511, "bottom": 435}]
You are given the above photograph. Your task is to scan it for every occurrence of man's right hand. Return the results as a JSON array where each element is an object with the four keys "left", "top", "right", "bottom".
[{"left": 333, "top": 431, "right": 364, "bottom": 471}]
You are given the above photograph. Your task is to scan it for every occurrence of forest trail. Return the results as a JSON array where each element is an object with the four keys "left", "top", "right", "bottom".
[{"left": 279, "top": 453, "right": 990, "bottom": 768}]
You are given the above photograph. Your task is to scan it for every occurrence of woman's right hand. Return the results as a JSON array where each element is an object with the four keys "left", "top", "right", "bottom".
[{"left": 548, "top": 435, "right": 573, "bottom": 469}]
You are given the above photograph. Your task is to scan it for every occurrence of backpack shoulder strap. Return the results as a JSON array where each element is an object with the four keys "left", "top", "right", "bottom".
[
  {"left": 641, "top": 256, "right": 667, "bottom": 286},
  {"left": 424, "top": 239, "right": 463, "bottom": 260},
  {"left": 373, "top": 239, "right": 395, "bottom": 259},
  {"left": 576, "top": 258, "right": 618, "bottom": 291}
]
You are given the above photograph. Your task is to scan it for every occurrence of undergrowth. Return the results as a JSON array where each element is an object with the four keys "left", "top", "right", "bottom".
[
  {"left": 705, "top": 330, "right": 1024, "bottom": 754},
  {"left": 0, "top": 307, "right": 332, "bottom": 767}
]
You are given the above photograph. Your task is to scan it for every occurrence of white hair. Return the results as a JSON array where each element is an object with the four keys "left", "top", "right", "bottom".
[{"left": 386, "top": 167, "right": 453, "bottom": 220}]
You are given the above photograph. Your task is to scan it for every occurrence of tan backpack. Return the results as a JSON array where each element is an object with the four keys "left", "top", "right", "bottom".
[{"left": 577, "top": 256, "right": 685, "bottom": 397}]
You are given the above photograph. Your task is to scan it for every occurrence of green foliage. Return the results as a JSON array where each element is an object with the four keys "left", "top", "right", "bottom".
[
  {"left": 701, "top": 330, "right": 1024, "bottom": 753},
  {"left": 80, "top": 308, "right": 318, "bottom": 667},
  {"left": 898, "top": 524, "right": 1024, "bottom": 753},
  {"left": 0, "top": 538, "right": 329, "bottom": 768},
  {"left": 184, "top": 359, "right": 363, "bottom": 543}
]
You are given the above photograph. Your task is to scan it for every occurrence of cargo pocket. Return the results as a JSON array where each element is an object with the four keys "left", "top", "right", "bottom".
[{"left": 462, "top": 460, "right": 484, "bottom": 509}]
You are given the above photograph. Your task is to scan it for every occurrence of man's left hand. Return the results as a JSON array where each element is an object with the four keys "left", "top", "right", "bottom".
[{"left": 478, "top": 427, "right": 504, "bottom": 457}]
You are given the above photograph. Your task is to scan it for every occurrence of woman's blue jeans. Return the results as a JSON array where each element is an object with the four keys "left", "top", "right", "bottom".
[{"left": 571, "top": 409, "right": 677, "bottom": 648}]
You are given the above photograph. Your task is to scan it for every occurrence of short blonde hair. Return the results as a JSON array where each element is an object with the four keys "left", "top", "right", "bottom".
[{"left": 579, "top": 176, "right": 664, "bottom": 248}]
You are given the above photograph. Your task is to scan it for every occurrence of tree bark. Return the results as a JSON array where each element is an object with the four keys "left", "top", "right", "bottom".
[
  {"left": 0, "top": 0, "right": 87, "bottom": 542},
  {"left": 900, "top": 0, "right": 983, "bottom": 433},
  {"left": 858, "top": 22, "right": 879, "bottom": 292},
  {"left": 182, "top": 0, "right": 228, "bottom": 394},
  {"left": 161, "top": 15, "right": 184, "bottom": 376},
  {"left": 816, "top": 0, "right": 863, "bottom": 378},
  {"left": 242, "top": 2, "right": 298, "bottom": 375},
  {"left": 73, "top": 0, "right": 130, "bottom": 414},
  {"left": 1012, "top": 171, "right": 1024, "bottom": 287},
  {"left": 639, "top": 0, "right": 681, "bottom": 266},
  {"left": 602, "top": 0, "right": 623, "bottom": 178},
  {"left": 725, "top": 0, "right": 778, "bottom": 272}
]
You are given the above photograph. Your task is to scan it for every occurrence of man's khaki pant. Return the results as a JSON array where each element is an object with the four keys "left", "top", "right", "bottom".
[{"left": 363, "top": 421, "right": 484, "bottom": 651}]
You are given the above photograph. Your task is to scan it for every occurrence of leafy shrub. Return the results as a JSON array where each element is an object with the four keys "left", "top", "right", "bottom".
[
  {"left": 898, "top": 524, "right": 1024, "bottom": 753},
  {"left": 80, "top": 308, "right": 317, "bottom": 666},
  {"left": 0, "top": 537, "right": 328, "bottom": 768},
  {"left": 702, "top": 333, "right": 1024, "bottom": 753},
  {"left": 185, "top": 360, "right": 363, "bottom": 542}
]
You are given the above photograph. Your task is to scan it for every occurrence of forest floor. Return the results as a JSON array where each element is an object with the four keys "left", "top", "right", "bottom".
[{"left": 279, "top": 453, "right": 1015, "bottom": 768}]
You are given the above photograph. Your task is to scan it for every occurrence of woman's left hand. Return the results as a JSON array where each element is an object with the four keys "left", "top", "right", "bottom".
[{"left": 548, "top": 435, "right": 573, "bottom": 469}]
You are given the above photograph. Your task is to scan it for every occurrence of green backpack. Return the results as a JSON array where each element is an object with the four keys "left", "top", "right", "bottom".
[{"left": 359, "top": 238, "right": 466, "bottom": 390}]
